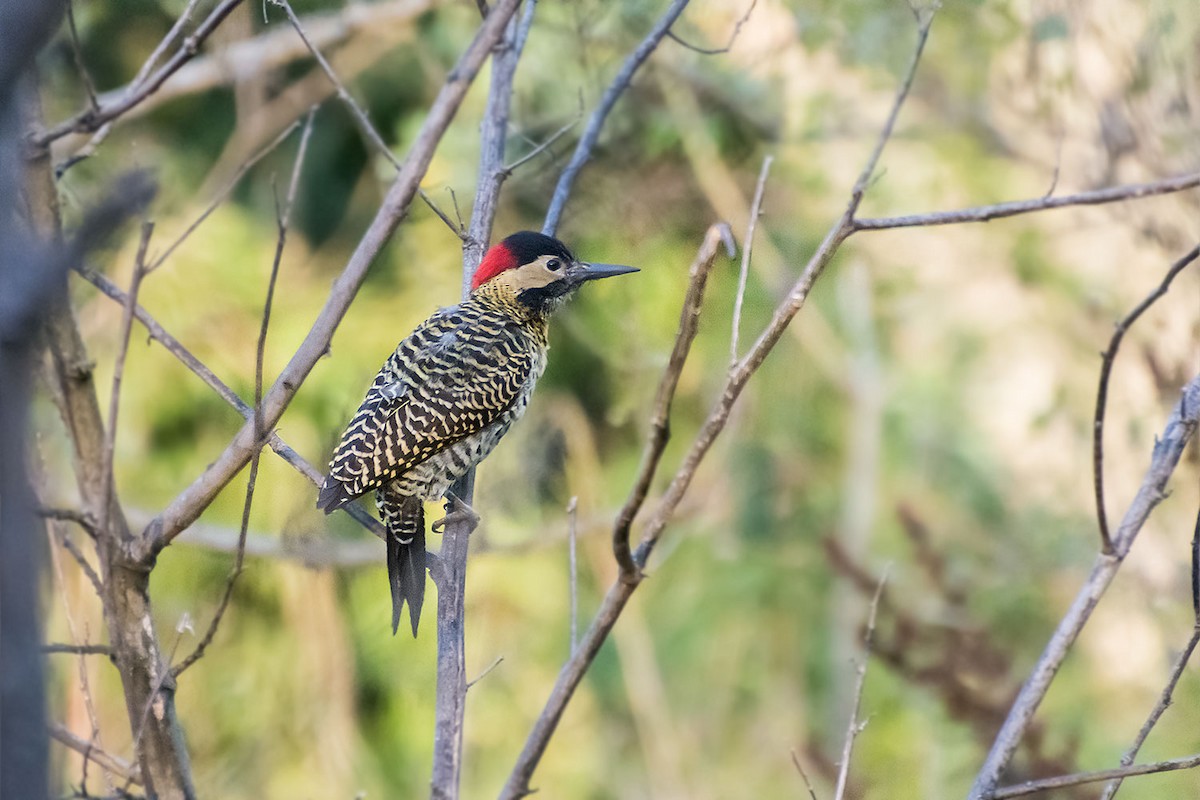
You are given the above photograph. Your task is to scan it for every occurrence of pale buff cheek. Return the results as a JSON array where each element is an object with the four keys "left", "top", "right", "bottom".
[{"left": 494, "top": 257, "right": 562, "bottom": 292}]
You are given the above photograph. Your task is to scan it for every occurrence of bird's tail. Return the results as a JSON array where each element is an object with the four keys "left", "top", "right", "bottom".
[{"left": 378, "top": 490, "right": 426, "bottom": 637}]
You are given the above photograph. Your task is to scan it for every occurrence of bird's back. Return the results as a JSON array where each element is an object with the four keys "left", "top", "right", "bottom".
[{"left": 317, "top": 295, "right": 549, "bottom": 510}]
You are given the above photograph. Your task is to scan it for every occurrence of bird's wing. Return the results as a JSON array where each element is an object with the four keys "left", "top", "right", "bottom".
[{"left": 317, "top": 308, "right": 533, "bottom": 510}]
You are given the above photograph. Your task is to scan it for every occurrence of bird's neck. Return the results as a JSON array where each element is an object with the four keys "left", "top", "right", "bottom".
[{"left": 469, "top": 282, "right": 553, "bottom": 332}]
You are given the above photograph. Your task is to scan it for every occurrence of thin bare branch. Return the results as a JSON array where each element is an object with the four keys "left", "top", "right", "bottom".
[
  {"left": 847, "top": 10, "right": 934, "bottom": 213},
  {"left": 790, "top": 749, "right": 820, "bottom": 800},
  {"left": 58, "top": 0, "right": 434, "bottom": 136},
  {"left": 420, "top": 188, "right": 468, "bottom": 240},
  {"left": 55, "top": 123, "right": 113, "bottom": 178},
  {"left": 130, "top": 0, "right": 207, "bottom": 91},
  {"left": 731, "top": 154, "right": 772, "bottom": 368},
  {"left": 612, "top": 223, "right": 729, "bottom": 580},
  {"left": 502, "top": 112, "right": 581, "bottom": 175},
  {"left": 1100, "top": 624, "right": 1200, "bottom": 800},
  {"left": 1093, "top": 244, "right": 1200, "bottom": 553},
  {"left": 143, "top": 0, "right": 523, "bottom": 557},
  {"left": 989, "top": 753, "right": 1200, "bottom": 799},
  {"left": 148, "top": 119, "right": 303, "bottom": 272},
  {"left": 833, "top": 571, "right": 887, "bottom": 800},
  {"left": 969, "top": 374, "right": 1200, "bottom": 798},
  {"left": 568, "top": 496, "right": 579, "bottom": 654},
  {"left": 48, "top": 723, "right": 142, "bottom": 787},
  {"left": 666, "top": 0, "right": 757, "bottom": 55},
  {"left": 53, "top": 526, "right": 104, "bottom": 598},
  {"left": 37, "top": 506, "right": 97, "bottom": 537},
  {"left": 466, "top": 656, "right": 504, "bottom": 690},
  {"left": 270, "top": 0, "right": 403, "bottom": 171},
  {"left": 1194, "top": 509, "right": 1200, "bottom": 617},
  {"left": 99, "top": 222, "right": 152, "bottom": 538},
  {"left": 43, "top": 643, "right": 112, "bottom": 656},
  {"left": 542, "top": 0, "right": 693, "bottom": 236},
  {"left": 33, "top": 0, "right": 246, "bottom": 147},
  {"left": 65, "top": 1, "right": 99, "bottom": 112},
  {"left": 852, "top": 171, "right": 1200, "bottom": 231},
  {"left": 171, "top": 109, "right": 314, "bottom": 679}
]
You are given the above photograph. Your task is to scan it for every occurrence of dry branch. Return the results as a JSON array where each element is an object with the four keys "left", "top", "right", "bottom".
[
  {"left": 48, "top": 723, "right": 142, "bottom": 787},
  {"left": 1093, "top": 245, "right": 1200, "bottom": 553},
  {"left": 852, "top": 171, "right": 1200, "bottom": 230},
  {"left": 833, "top": 573, "right": 887, "bottom": 800},
  {"left": 989, "top": 753, "right": 1200, "bottom": 799},
  {"left": 731, "top": 154, "right": 772, "bottom": 367},
  {"left": 969, "top": 374, "right": 1200, "bottom": 798},
  {"left": 611, "top": 223, "right": 729, "bottom": 579},
  {"left": 34, "top": 0, "right": 246, "bottom": 147},
  {"left": 1100, "top": 624, "right": 1200, "bottom": 799},
  {"left": 42, "top": 643, "right": 112, "bottom": 656},
  {"left": 58, "top": 0, "right": 435, "bottom": 140}
]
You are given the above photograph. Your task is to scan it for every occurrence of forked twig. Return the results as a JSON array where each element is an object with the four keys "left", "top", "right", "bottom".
[{"left": 1099, "top": 624, "right": 1200, "bottom": 799}]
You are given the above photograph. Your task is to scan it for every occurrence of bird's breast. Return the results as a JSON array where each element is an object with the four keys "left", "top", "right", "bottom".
[{"left": 388, "top": 343, "right": 546, "bottom": 501}]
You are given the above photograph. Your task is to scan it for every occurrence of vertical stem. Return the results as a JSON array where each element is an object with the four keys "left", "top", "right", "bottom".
[
  {"left": 432, "top": 6, "right": 535, "bottom": 796},
  {"left": 431, "top": 472, "right": 474, "bottom": 800}
]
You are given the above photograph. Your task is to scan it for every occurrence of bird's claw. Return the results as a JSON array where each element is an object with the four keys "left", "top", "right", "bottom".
[{"left": 431, "top": 491, "right": 480, "bottom": 533}]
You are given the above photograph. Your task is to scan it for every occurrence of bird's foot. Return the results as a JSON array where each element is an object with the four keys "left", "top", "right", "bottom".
[{"left": 431, "top": 491, "right": 480, "bottom": 534}]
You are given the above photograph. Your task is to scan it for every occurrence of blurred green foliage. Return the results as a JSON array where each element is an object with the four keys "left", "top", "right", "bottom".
[{"left": 36, "top": 0, "right": 1200, "bottom": 798}]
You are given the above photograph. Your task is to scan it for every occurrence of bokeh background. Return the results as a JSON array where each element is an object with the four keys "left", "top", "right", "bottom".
[{"left": 35, "top": 0, "right": 1200, "bottom": 797}]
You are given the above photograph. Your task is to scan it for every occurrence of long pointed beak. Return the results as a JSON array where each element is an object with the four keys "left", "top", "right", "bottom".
[{"left": 569, "top": 261, "right": 640, "bottom": 284}]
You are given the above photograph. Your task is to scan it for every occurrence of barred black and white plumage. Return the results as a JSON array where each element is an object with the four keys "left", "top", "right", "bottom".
[{"left": 317, "top": 231, "right": 637, "bottom": 636}]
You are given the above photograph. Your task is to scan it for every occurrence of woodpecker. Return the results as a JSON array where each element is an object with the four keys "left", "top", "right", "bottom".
[{"left": 317, "top": 231, "right": 637, "bottom": 636}]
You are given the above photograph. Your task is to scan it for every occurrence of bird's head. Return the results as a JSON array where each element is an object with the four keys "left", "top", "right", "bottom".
[{"left": 471, "top": 231, "right": 638, "bottom": 314}]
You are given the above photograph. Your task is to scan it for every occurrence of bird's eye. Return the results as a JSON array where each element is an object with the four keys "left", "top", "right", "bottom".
[{"left": 546, "top": 258, "right": 562, "bottom": 271}]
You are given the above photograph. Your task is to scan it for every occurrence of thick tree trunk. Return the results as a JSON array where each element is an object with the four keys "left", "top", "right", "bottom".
[{"left": 26, "top": 88, "right": 197, "bottom": 800}]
